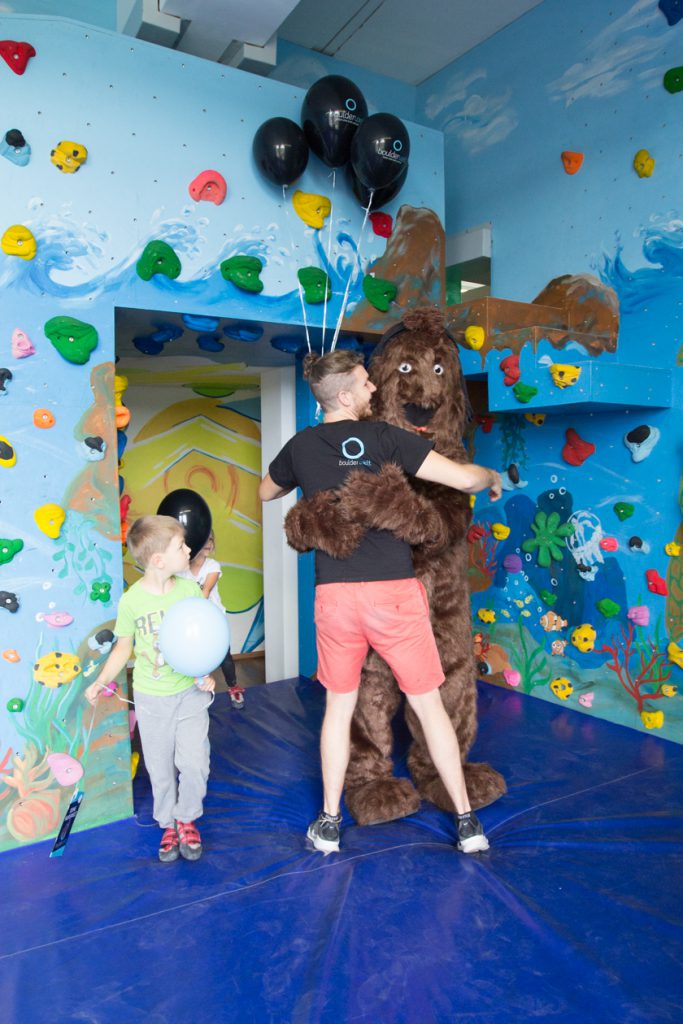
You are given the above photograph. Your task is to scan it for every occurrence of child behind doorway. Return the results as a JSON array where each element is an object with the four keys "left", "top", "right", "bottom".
[{"left": 179, "top": 531, "right": 244, "bottom": 709}]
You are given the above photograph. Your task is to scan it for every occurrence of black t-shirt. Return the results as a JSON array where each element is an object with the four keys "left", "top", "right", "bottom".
[{"left": 269, "top": 420, "right": 433, "bottom": 584}]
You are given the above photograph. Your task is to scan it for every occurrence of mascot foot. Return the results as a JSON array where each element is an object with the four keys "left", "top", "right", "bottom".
[
  {"left": 345, "top": 777, "right": 421, "bottom": 826},
  {"left": 414, "top": 762, "right": 507, "bottom": 814}
]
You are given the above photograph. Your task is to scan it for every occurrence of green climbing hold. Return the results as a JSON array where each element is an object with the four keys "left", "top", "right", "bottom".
[
  {"left": 596, "top": 598, "right": 621, "bottom": 619},
  {"left": 614, "top": 502, "right": 635, "bottom": 522},
  {"left": 220, "top": 255, "right": 264, "bottom": 293},
  {"left": 539, "top": 589, "right": 557, "bottom": 606},
  {"left": 663, "top": 66, "right": 683, "bottom": 94},
  {"left": 513, "top": 382, "right": 539, "bottom": 404},
  {"left": 362, "top": 274, "right": 398, "bottom": 312},
  {"left": 136, "top": 240, "right": 181, "bottom": 281},
  {"left": 0, "top": 538, "right": 23, "bottom": 565},
  {"left": 297, "top": 267, "right": 331, "bottom": 304},
  {"left": 44, "top": 316, "right": 98, "bottom": 365},
  {"left": 522, "top": 510, "right": 575, "bottom": 568},
  {"left": 7, "top": 697, "right": 24, "bottom": 713}
]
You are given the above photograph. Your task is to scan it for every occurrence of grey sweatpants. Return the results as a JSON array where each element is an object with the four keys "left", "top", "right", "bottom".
[{"left": 134, "top": 685, "right": 211, "bottom": 829}]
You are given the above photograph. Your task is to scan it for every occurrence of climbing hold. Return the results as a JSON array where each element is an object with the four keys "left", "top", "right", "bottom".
[
  {"left": 491, "top": 523, "right": 510, "bottom": 541},
  {"left": 0, "top": 591, "right": 19, "bottom": 613},
  {"left": 539, "top": 357, "right": 581, "bottom": 389},
  {"left": 613, "top": 501, "right": 635, "bottom": 522},
  {"left": 34, "top": 502, "right": 66, "bottom": 539},
  {"left": 11, "top": 328, "right": 35, "bottom": 358},
  {"left": 503, "top": 669, "right": 521, "bottom": 687},
  {"left": 1, "top": 128, "right": 30, "bottom": 167},
  {"left": 0, "top": 436, "right": 16, "bottom": 467},
  {"left": 596, "top": 598, "right": 621, "bottom": 618},
  {"left": 182, "top": 314, "right": 220, "bottom": 333},
  {"left": 50, "top": 140, "right": 87, "bottom": 173},
  {"left": 0, "top": 368, "right": 12, "bottom": 395},
  {"left": 33, "top": 408, "right": 55, "bottom": 429},
  {"left": 188, "top": 169, "right": 227, "bottom": 205},
  {"left": 464, "top": 326, "right": 485, "bottom": 351},
  {"left": 47, "top": 752, "right": 84, "bottom": 786},
  {"left": 500, "top": 353, "right": 520, "bottom": 386},
  {"left": 667, "top": 640, "right": 683, "bottom": 668},
  {"left": 3, "top": 649, "right": 20, "bottom": 663},
  {"left": 114, "top": 374, "right": 129, "bottom": 405},
  {"left": 550, "top": 677, "right": 574, "bottom": 700},
  {"left": 1, "top": 224, "right": 36, "bottom": 260},
  {"left": 633, "top": 148, "right": 655, "bottom": 178},
  {"left": 133, "top": 335, "right": 164, "bottom": 356},
  {"left": 33, "top": 651, "right": 81, "bottom": 688},
  {"left": 6, "top": 697, "right": 23, "bottom": 712},
  {"left": 599, "top": 536, "right": 619, "bottom": 552},
  {"left": 663, "top": 66, "right": 683, "bottom": 93},
  {"left": 562, "top": 427, "right": 595, "bottom": 466},
  {"left": 0, "top": 40, "right": 36, "bottom": 75},
  {"left": 270, "top": 335, "right": 307, "bottom": 355},
  {"left": 623, "top": 424, "right": 660, "bottom": 462},
  {"left": 39, "top": 611, "right": 74, "bottom": 628},
  {"left": 298, "top": 267, "right": 331, "bottom": 304},
  {"left": 627, "top": 605, "right": 650, "bottom": 626},
  {"left": 522, "top": 509, "right": 575, "bottom": 567},
  {"left": 477, "top": 415, "right": 495, "bottom": 433},
  {"left": 131, "top": 751, "right": 140, "bottom": 779},
  {"left": 512, "top": 382, "right": 538, "bottom": 404},
  {"left": 220, "top": 255, "right": 264, "bottom": 293},
  {"left": 88, "top": 628, "right": 116, "bottom": 656},
  {"left": 539, "top": 589, "right": 557, "bottom": 606},
  {"left": 561, "top": 151, "right": 584, "bottom": 175},
  {"left": 578, "top": 693, "right": 594, "bottom": 708},
  {"left": 665, "top": 542, "right": 682, "bottom": 556},
  {"left": 659, "top": 0, "right": 683, "bottom": 26},
  {"left": 292, "top": 190, "right": 331, "bottom": 229},
  {"left": 503, "top": 554, "right": 523, "bottom": 573},
  {"left": 369, "top": 211, "right": 393, "bottom": 238},
  {"left": 0, "top": 537, "right": 23, "bottom": 565},
  {"left": 223, "top": 322, "right": 263, "bottom": 342},
  {"left": 89, "top": 579, "right": 112, "bottom": 603},
  {"left": 525, "top": 412, "right": 545, "bottom": 426},
  {"left": 645, "top": 569, "right": 668, "bottom": 595},
  {"left": 137, "top": 240, "right": 181, "bottom": 281},
  {"left": 571, "top": 624, "right": 597, "bottom": 653},
  {"left": 628, "top": 535, "right": 650, "bottom": 554},
  {"left": 640, "top": 709, "right": 664, "bottom": 730},
  {"left": 81, "top": 435, "right": 106, "bottom": 461},
  {"left": 44, "top": 315, "right": 98, "bottom": 365},
  {"left": 362, "top": 274, "right": 396, "bottom": 312},
  {"left": 115, "top": 406, "right": 131, "bottom": 429},
  {"left": 197, "top": 334, "right": 225, "bottom": 353}
]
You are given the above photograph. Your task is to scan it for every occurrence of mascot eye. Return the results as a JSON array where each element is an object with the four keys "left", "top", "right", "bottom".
[
  {"left": 433, "top": 364, "right": 444, "bottom": 375},
  {"left": 398, "top": 362, "right": 412, "bottom": 374}
]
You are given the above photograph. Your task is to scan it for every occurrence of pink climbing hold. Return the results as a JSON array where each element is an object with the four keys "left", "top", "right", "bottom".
[
  {"left": 47, "top": 752, "right": 84, "bottom": 786},
  {"left": 11, "top": 328, "right": 35, "bottom": 358},
  {"left": 503, "top": 669, "right": 521, "bottom": 687},
  {"left": 188, "top": 169, "right": 227, "bottom": 205},
  {"left": 627, "top": 605, "right": 650, "bottom": 626},
  {"left": 599, "top": 537, "right": 619, "bottom": 552}
]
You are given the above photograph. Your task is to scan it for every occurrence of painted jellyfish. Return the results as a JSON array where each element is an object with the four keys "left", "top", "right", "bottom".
[{"left": 566, "top": 510, "right": 605, "bottom": 581}]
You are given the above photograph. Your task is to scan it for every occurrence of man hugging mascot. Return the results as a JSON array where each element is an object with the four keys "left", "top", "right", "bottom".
[{"left": 285, "top": 306, "right": 506, "bottom": 825}]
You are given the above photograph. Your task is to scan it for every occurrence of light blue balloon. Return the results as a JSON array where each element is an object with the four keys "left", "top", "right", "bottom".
[{"left": 158, "top": 597, "right": 230, "bottom": 677}]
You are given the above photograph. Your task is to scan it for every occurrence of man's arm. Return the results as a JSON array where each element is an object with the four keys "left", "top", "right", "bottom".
[
  {"left": 415, "top": 450, "right": 502, "bottom": 501},
  {"left": 259, "top": 473, "right": 293, "bottom": 502}
]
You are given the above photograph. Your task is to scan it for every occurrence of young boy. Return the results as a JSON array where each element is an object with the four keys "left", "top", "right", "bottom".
[{"left": 84, "top": 515, "right": 215, "bottom": 863}]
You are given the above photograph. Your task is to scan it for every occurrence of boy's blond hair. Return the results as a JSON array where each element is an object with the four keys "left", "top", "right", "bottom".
[
  {"left": 126, "top": 515, "right": 185, "bottom": 569},
  {"left": 302, "top": 350, "right": 364, "bottom": 411}
]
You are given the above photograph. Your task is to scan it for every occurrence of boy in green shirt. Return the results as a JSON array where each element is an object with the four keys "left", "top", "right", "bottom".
[{"left": 85, "top": 515, "right": 215, "bottom": 862}]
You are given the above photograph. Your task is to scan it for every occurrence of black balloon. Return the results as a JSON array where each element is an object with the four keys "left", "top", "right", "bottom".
[
  {"left": 252, "top": 117, "right": 309, "bottom": 187},
  {"left": 347, "top": 161, "right": 408, "bottom": 209},
  {"left": 350, "top": 112, "right": 410, "bottom": 191},
  {"left": 157, "top": 489, "right": 212, "bottom": 560},
  {"left": 301, "top": 75, "right": 368, "bottom": 168}
]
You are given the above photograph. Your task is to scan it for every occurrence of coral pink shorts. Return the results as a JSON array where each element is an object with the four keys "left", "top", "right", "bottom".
[{"left": 314, "top": 578, "right": 444, "bottom": 696}]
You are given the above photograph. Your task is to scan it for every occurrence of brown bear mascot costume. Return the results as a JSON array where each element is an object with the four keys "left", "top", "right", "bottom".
[{"left": 285, "top": 306, "right": 506, "bottom": 825}]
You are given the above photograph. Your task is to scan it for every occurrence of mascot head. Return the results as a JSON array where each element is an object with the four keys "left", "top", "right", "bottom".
[{"left": 369, "top": 306, "right": 470, "bottom": 458}]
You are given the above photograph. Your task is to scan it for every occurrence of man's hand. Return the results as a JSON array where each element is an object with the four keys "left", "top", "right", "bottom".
[{"left": 488, "top": 471, "right": 503, "bottom": 502}]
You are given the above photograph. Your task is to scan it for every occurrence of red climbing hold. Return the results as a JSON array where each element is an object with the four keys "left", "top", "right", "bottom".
[
  {"left": 476, "top": 414, "right": 495, "bottom": 434},
  {"left": 369, "top": 212, "right": 393, "bottom": 238},
  {"left": 499, "top": 353, "right": 520, "bottom": 386},
  {"left": 188, "top": 169, "right": 227, "bottom": 205},
  {"left": 0, "top": 40, "right": 36, "bottom": 75},
  {"left": 562, "top": 428, "right": 595, "bottom": 466},
  {"left": 645, "top": 569, "right": 668, "bottom": 596}
]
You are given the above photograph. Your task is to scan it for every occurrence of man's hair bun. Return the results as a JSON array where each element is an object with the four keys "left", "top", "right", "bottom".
[{"left": 302, "top": 353, "right": 320, "bottom": 380}]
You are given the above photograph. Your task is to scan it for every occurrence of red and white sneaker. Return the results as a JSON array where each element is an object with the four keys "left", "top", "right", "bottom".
[
  {"left": 176, "top": 820, "right": 203, "bottom": 861},
  {"left": 227, "top": 685, "right": 245, "bottom": 709},
  {"left": 158, "top": 825, "right": 180, "bottom": 863}
]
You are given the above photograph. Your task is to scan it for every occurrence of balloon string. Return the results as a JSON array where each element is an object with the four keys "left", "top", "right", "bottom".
[
  {"left": 320, "top": 169, "right": 335, "bottom": 355},
  {"left": 282, "top": 184, "right": 312, "bottom": 353},
  {"left": 330, "top": 189, "right": 374, "bottom": 352}
]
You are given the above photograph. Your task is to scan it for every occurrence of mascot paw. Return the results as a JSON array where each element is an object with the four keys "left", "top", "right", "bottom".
[
  {"left": 345, "top": 776, "right": 421, "bottom": 826},
  {"left": 414, "top": 762, "right": 506, "bottom": 814},
  {"left": 284, "top": 490, "right": 365, "bottom": 558},
  {"left": 340, "top": 465, "right": 447, "bottom": 546}
]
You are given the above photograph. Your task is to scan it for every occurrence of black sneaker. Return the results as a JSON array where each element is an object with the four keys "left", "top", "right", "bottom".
[
  {"left": 456, "top": 811, "right": 489, "bottom": 854},
  {"left": 306, "top": 811, "right": 342, "bottom": 853}
]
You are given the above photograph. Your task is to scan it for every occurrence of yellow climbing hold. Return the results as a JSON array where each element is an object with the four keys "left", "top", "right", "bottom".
[
  {"left": 640, "top": 709, "right": 664, "bottom": 729},
  {"left": 1, "top": 224, "right": 36, "bottom": 260},
  {"left": 33, "top": 651, "right": 82, "bottom": 688},
  {"left": 292, "top": 190, "right": 331, "bottom": 229},
  {"left": 131, "top": 751, "right": 140, "bottom": 779},
  {"left": 665, "top": 541, "right": 681, "bottom": 557},
  {"left": 667, "top": 640, "right": 683, "bottom": 669},
  {"left": 34, "top": 502, "right": 66, "bottom": 539},
  {"left": 633, "top": 149, "right": 655, "bottom": 178},
  {"left": 464, "top": 326, "right": 485, "bottom": 350},
  {"left": 491, "top": 523, "right": 510, "bottom": 540},
  {"left": 114, "top": 374, "right": 129, "bottom": 406},
  {"left": 50, "top": 140, "right": 88, "bottom": 173}
]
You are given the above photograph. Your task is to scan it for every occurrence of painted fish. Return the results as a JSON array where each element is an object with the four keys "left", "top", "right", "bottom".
[
  {"left": 551, "top": 639, "right": 568, "bottom": 656},
  {"left": 665, "top": 542, "right": 681, "bottom": 556},
  {"left": 540, "top": 610, "right": 568, "bottom": 632}
]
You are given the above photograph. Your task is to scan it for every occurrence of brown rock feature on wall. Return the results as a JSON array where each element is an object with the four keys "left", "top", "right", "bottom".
[{"left": 344, "top": 205, "right": 445, "bottom": 336}]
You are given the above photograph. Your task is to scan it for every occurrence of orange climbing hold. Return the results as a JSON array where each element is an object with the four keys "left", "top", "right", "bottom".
[
  {"left": 33, "top": 408, "right": 55, "bottom": 429},
  {"left": 561, "top": 151, "right": 584, "bottom": 175}
]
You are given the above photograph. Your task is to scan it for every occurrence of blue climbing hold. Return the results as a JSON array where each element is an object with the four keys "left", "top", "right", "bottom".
[
  {"left": 659, "top": 0, "right": 683, "bottom": 25},
  {"left": 197, "top": 334, "right": 225, "bottom": 353}
]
